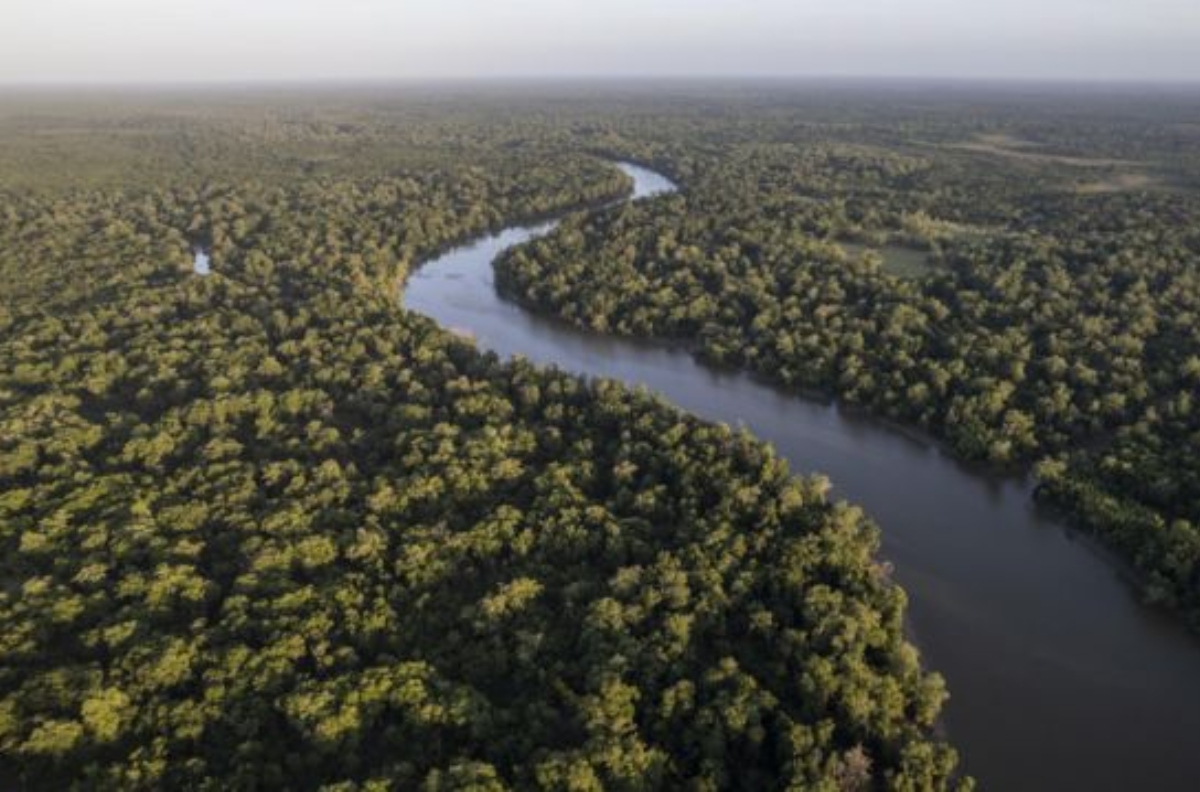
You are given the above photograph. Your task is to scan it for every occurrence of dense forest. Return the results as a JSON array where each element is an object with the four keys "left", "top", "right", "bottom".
[
  {"left": 0, "top": 90, "right": 966, "bottom": 789},
  {"left": 494, "top": 86, "right": 1200, "bottom": 628}
]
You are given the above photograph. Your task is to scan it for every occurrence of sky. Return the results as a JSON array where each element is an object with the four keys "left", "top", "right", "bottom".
[{"left": 2, "top": 0, "right": 1199, "bottom": 84}]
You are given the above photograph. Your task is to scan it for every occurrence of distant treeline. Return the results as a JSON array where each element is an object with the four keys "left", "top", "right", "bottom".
[
  {"left": 495, "top": 94, "right": 1200, "bottom": 629},
  {"left": 0, "top": 96, "right": 966, "bottom": 789}
]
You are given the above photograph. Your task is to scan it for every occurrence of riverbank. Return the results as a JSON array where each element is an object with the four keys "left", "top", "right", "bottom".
[{"left": 402, "top": 160, "right": 1200, "bottom": 791}]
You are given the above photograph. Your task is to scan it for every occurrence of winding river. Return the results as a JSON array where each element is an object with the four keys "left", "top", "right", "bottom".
[{"left": 404, "top": 162, "right": 1200, "bottom": 790}]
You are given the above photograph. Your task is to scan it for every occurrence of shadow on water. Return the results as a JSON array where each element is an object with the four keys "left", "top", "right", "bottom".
[{"left": 403, "top": 161, "right": 1200, "bottom": 791}]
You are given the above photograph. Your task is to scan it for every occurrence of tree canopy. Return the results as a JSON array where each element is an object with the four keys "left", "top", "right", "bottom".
[{"left": 0, "top": 91, "right": 968, "bottom": 790}]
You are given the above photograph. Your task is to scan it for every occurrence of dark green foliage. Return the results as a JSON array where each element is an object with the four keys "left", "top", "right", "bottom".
[
  {"left": 0, "top": 93, "right": 964, "bottom": 790},
  {"left": 494, "top": 89, "right": 1200, "bottom": 629}
]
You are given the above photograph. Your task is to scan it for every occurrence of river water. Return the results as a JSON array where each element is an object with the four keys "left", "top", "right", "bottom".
[
  {"left": 193, "top": 248, "right": 211, "bottom": 275},
  {"left": 403, "top": 162, "right": 1200, "bottom": 790}
]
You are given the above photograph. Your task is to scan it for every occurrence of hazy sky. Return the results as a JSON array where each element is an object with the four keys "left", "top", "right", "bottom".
[{"left": 2, "top": 0, "right": 1199, "bottom": 83}]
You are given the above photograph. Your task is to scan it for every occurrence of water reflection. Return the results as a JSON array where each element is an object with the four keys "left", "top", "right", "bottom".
[
  {"left": 193, "top": 248, "right": 211, "bottom": 276},
  {"left": 403, "top": 161, "right": 1200, "bottom": 791}
]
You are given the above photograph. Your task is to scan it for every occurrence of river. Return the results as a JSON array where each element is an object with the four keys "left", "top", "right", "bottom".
[
  {"left": 403, "top": 161, "right": 1200, "bottom": 790},
  {"left": 193, "top": 247, "right": 211, "bottom": 275}
]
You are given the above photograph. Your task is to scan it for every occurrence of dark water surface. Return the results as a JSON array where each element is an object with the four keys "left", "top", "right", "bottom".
[{"left": 404, "top": 162, "right": 1200, "bottom": 791}]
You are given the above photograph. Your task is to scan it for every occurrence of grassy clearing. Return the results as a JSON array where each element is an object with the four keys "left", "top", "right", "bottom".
[
  {"left": 842, "top": 242, "right": 943, "bottom": 278},
  {"left": 941, "top": 134, "right": 1141, "bottom": 169},
  {"left": 1075, "top": 172, "right": 1161, "bottom": 194},
  {"left": 935, "top": 134, "right": 1171, "bottom": 195}
]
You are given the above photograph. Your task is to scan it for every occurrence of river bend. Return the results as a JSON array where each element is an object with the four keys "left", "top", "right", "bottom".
[{"left": 403, "top": 161, "right": 1200, "bottom": 791}]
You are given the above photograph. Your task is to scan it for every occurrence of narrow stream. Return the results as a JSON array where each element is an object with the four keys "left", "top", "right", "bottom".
[
  {"left": 193, "top": 248, "right": 211, "bottom": 276},
  {"left": 403, "top": 162, "right": 1200, "bottom": 790}
]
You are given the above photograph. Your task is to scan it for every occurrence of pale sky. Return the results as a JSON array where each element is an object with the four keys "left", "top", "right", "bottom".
[{"left": 2, "top": 0, "right": 1199, "bottom": 83}]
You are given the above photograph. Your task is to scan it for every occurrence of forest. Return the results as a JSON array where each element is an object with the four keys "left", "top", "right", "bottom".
[
  {"left": 5, "top": 82, "right": 1200, "bottom": 790},
  {"left": 494, "top": 85, "right": 1200, "bottom": 629},
  {"left": 0, "top": 90, "right": 967, "bottom": 790}
]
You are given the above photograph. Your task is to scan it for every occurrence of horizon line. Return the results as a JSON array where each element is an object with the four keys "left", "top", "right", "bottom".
[{"left": 2, "top": 73, "right": 1200, "bottom": 91}]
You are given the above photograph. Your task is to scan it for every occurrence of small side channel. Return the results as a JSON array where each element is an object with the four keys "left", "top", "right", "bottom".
[{"left": 192, "top": 247, "right": 211, "bottom": 276}]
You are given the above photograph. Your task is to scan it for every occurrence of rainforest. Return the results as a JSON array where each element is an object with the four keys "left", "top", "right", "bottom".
[{"left": 2, "top": 83, "right": 1199, "bottom": 791}]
